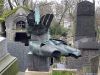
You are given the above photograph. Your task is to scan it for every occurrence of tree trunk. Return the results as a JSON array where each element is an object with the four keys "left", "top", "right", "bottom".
[
  {"left": 8, "top": 0, "right": 13, "bottom": 10},
  {"left": 0, "top": 0, "right": 4, "bottom": 16}
]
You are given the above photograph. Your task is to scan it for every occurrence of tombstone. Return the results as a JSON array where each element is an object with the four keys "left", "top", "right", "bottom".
[
  {"left": 0, "top": 37, "right": 18, "bottom": 75},
  {"left": 0, "top": 37, "right": 8, "bottom": 58},
  {"left": 75, "top": 1, "right": 99, "bottom": 50}
]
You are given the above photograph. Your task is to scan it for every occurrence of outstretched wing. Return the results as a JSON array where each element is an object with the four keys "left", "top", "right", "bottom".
[
  {"left": 40, "top": 14, "right": 54, "bottom": 29},
  {"left": 27, "top": 10, "right": 35, "bottom": 26}
]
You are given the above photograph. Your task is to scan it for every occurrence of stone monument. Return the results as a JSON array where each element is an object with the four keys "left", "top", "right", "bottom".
[
  {"left": 75, "top": 1, "right": 99, "bottom": 50},
  {"left": 26, "top": 4, "right": 81, "bottom": 74},
  {"left": 0, "top": 37, "right": 18, "bottom": 75}
]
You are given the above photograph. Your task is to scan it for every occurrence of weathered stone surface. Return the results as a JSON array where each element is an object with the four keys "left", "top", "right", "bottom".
[
  {"left": 75, "top": 37, "right": 99, "bottom": 49},
  {"left": 0, "top": 37, "right": 8, "bottom": 59},
  {"left": 0, "top": 54, "right": 18, "bottom": 75},
  {"left": 7, "top": 42, "right": 50, "bottom": 71},
  {"left": 76, "top": 16, "right": 95, "bottom": 37},
  {"left": 66, "top": 50, "right": 100, "bottom": 69},
  {"left": 75, "top": 1, "right": 98, "bottom": 49},
  {"left": 27, "top": 54, "right": 49, "bottom": 71},
  {"left": 7, "top": 42, "right": 29, "bottom": 71},
  {"left": 77, "top": 1, "right": 94, "bottom": 16}
]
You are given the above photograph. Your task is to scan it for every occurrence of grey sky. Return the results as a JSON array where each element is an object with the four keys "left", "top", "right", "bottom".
[{"left": 33, "top": 0, "right": 100, "bottom": 7}]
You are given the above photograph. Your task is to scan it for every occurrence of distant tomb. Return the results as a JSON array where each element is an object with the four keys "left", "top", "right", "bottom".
[
  {"left": 75, "top": 1, "right": 99, "bottom": 50},
  {"left": 5, "top": 8, "right": 29, "bottom": 45}
]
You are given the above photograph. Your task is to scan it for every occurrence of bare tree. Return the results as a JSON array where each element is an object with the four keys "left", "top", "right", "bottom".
[
  {"left": 56, "top": 0, "right": 80, "bottom": 25},
  {"left": 14, "top": 0, "right": 19, "bottom": 6},
  {"left": 8, "top": 0, "right": 13, "bottom": 10},
  {"left": 0, "top": 0, "right": 4, "bottom": 16}
]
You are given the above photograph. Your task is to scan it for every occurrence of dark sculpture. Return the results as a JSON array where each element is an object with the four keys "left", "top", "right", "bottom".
[
  {"left": 27, "top": 11, "right": 54, "bottom": 35},
  {"left": 26, "top": 5, "right": 81, "bottom": 71}
]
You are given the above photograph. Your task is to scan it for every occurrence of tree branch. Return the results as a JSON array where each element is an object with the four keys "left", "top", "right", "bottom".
[{"left": 8, "top": 0, "right": 13, "bottom": 10}]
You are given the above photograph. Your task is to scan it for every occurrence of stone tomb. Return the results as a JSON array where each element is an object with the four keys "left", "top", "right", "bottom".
[
  {"left": 0, "top": 37, "right": 8, "bottom": 59},
  {"left": 75, "top": 1, "right": 99, "bottom": 49},
  {"left": 5, "top": 7, "right": 28, "bottom": 43},
  {"left": 0, "top": 37, "right": 18, "bottom": 75}
]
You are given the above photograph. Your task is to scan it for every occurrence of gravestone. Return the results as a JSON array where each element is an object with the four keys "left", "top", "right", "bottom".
[
  {"left": 0, "top": 37, "right": 8, "bottom": 59},
  {"left": 0, "top": 37, "right": 18, "bottom": 75},
  {"left": 75, "top": 1, "right": 99, "bottom": 49}
]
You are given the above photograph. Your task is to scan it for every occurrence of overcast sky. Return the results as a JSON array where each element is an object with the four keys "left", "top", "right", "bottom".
[
  {"left": 32, "top": 0, "right": 100, "bottom": 7},
  {"left": 4, "top": 0, "right": 100, "bottom": 9}
]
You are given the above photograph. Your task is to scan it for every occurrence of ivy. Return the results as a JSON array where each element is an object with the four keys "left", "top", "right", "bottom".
[
  {"left": 1, "top": 8, "right": 18, "bottom": 19},
  {"left": 50, "top": 23, "right": 68, "bottom": 37}
]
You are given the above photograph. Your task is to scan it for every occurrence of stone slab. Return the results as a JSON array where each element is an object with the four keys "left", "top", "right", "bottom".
[
  {"left": 0, "top": 37, "right": 8, "bottom": 59},
  {"left": 74, "top": 37, "right": 99, "bottom": 49},
  {"left": 0, "top": 54, "right": 17, "bottom": 74},
  {"left": 7, "top": 42, "right": 29, "bottom": 71}
]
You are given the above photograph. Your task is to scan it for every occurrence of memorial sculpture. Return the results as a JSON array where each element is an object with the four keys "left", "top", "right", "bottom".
[{"left": 26, "top": 5, "right": 81, "bottom": 71}]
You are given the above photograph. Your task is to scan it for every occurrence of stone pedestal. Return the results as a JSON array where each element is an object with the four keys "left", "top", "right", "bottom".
[
  {"left": 27, "top": 54, "right": 50, "bottom": 71},
  {"left": 74, "top": 37, "right": 99, "bottom": 50},
  {"left": 0, "top": 37, "right": 18, "bottom": 75}
]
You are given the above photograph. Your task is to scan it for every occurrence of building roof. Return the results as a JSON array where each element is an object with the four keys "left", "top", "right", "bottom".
[{"left": 0, "top": 6, "right": 30, "bottom": 22}]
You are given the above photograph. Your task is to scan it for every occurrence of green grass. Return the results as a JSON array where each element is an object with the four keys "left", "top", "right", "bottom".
[
  {"left": 52, "top": 70, "right": 76, "bottom": 75},
  {"left": 2, "top": 60, "right": 19, "bottom": 75}
]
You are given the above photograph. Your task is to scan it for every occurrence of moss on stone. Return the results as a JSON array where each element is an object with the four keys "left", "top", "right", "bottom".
[
  {"left": 0, "top": 8, "right": 18, "bottom": 21},
  {"left": 2, "top": 60, "right": 19, "bottom": 75},
  {"left": 0, "top": 6, "right": 30, "bottom": 22}
]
